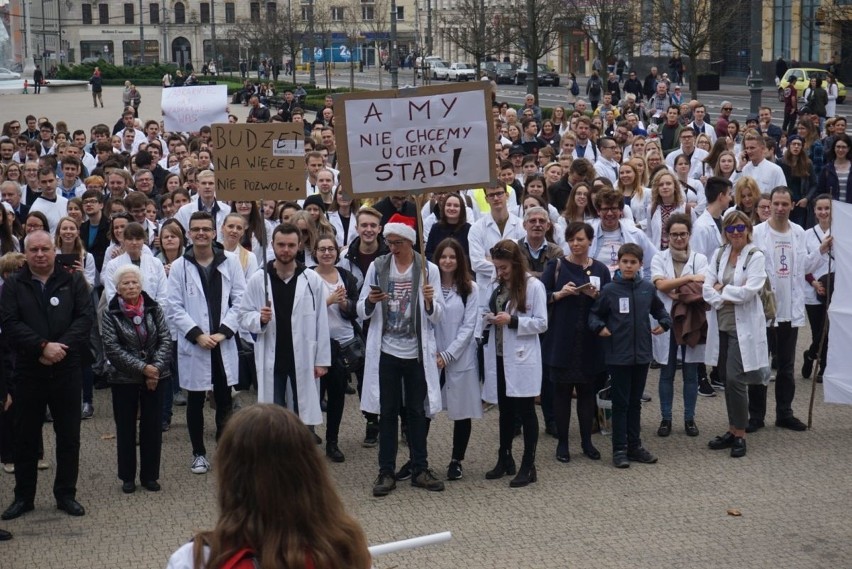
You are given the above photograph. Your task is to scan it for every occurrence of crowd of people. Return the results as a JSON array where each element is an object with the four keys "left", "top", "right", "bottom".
[{"left": 0, "top": 66, "right": 840, "bottom": 558}]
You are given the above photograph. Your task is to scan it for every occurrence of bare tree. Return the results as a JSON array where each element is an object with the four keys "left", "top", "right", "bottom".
[
  {"left": 438, "top": 0, "right": 511, "bottom": 78},
  {"left": 564, "top": 0, "right": 632, "bottom": 73},
  {"left": 339, "top": 0, "right": 364, "bottom": 92},
  {"left": 644, "top": 0, "right": 738, "bottom": 100},
  {"left": 502, "top": 0, "right": 564, "bottom": 100},
  {"left": 227, "top": 6, "right": 305, "bottom": 84},
  {"left": 360, "top": 0, "right": 390, "bottom": 89}
]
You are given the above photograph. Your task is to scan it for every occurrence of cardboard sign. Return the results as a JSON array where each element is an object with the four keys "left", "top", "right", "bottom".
[
  {"left": 210, "top": 123, "right": 305, "bottom": 201},
  {"left": 335, "top": 82, "right": 496, "bottom": 197},
  {"left": 161, "top": 85, "right": 229, "bottom": 132}
]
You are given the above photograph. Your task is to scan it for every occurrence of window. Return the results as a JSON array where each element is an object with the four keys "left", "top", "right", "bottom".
[
  {"left": 124, "top": 3, "right": 134, "bottom": 24},
  {"left": 250, "top": 2, "right": 260, "bottom": 22},
  {"left": 150, "top": 3, "right": 160, "bottom": 23},
  {"left": 773, "top": 0, "right": 792, "bottom": 61},
  {"left": 225, "top": 2, "right": 235, "bottom": 23},
  {"left": 301, "top": 6, "right": 312, "bottom": 20},
  {"left": 331, "top": 6, "right": 344, "bottom": 21},
  {"left": 82, "top": 3, "right": 93, "bottom": 24},
  {"left": 98, "top": 3, "right": 109, "bottom": 24},
  {"left": 267, "top": 2, "right": 277, "bottom": 18},
  {"left": 174, "top": 2, "right": 186, "bottom": 24},
  {"left": 395, "top": 5, "right": 404, "bottom": 20},
  {"left": 362, "top": 5, "right": 374, "bottom": 20},
  {"left": 800, "top": 0, "right": 820, "bottom": 62},
  {"left": 200, "top": 2, "right": 210, "bottom": 23}
]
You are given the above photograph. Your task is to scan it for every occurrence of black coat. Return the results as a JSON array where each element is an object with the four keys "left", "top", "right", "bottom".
[
  {"left": 0, "top": 264, "right": 93, "bottom": 375},
  {"left": 81, "top": 216, "right": 111, "bottom": 273},
  {"left": 101, "top": 292, "right": 172, "bottom": 385}
]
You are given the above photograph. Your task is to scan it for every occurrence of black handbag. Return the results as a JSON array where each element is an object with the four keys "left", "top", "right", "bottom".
[
  {"left": 235, "top": 334, "right": 256, "bottom": 391},
  {"left": 337, "top": 334, "right": 365, "bottom": 373}
]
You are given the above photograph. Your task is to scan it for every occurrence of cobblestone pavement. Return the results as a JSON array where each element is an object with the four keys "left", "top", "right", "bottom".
[{"left": 2, "top": 90, "right": 851, "bottom": 568}]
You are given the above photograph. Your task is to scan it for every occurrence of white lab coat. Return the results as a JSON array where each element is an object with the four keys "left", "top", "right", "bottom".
[
  {"left": 435, "top": 283, "right": 483, "bottom": 420},
  {"left": 752, "top": 221, "right": 819, "bottom": 327},
  {"left": 703, "top": 244, "right": 769, "bottom": 372},
  {"left": 644, "top": 202, "right": 688, "bottom": 251},
  {"left": 650, "top": 249, "right": 708, "bottom": 364},
  {"left": 357, "top": 256, "right": 445, "bottom": 417},
  {"left": 166, "top": 252, "right": 246, "bottom": 391},
  {"left": 173, "top": 198, "right": 232, "bottom": 242},
  {"left": 803, "top": 225, "right": 832, "bottom": 305},
  {"left": 665, "top": 147, "right": 709, "bottom": 180},
  {"left": 690, "top": 209, "right": 723, "bottom": 261},
  {"left": 481, "top": 276, "right": 548, "bottom": 402},
  {"left": 102, "top": 251, "right": 168, "bottom": 303},
  {"left": 468, "top": 213, "right": 526, "bottom": 307},
  {"left": 327, "top": 210, "right": 357, "bottom": 249},
  {"left": 590, "top": 219, "right": 659, "bottom": 280},
  {"left": 238, "top": 268, "right": 331, "bottom": 426}
]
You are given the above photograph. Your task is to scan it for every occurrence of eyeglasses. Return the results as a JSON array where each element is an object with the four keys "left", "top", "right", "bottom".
[
  {"left": 189, "top": 227, "right": 215, "bottom": 234},
  {"left": 722, "top": 107, "right": 733, "bottom": 111},
  {"left": 669, "top": 231, "right": 689, "bottom": 239},
  {"left": 485, "top": 192, "right": 506, "bottom": 200},
  {"left": 82, "top": 199, "right": 101, "bottom": 205},
  {"left": 25, "top": 223, "right": 44, "bottom": 230},
  {"left": 316, "top": 247, "right": 336, "bottom": 253},
  {"left": 598, "top": 206, "right": 620, "bottom": 213},
  {"left": 724, "top": 224, "right": 747, "bottom": 234}
]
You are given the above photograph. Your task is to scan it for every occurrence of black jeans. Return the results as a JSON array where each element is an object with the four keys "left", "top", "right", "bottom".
[
  {"left": 805, "top": 303, "right": 828, "bottom": 371},
  {"left": 378, "top": 353, "right": 428, "bottom": 474},
  {"left": 497, "top": 357, "right": 538, "bottom": 461},
  {"left": 111, "top": 381, "right": 164, "bottom": 483},
  {"left": 14, "top": 369, "right": 82, "bottom": 502},
  {"left": 749, "top": 323, "right": 798, "bottom": 422},
  {"left": 552, "top": 380, "right": 596, "bottom": 449},
  {"left": 186, "top": 348, "right": 232, "bottom": 457},
  {"left": 322, "top": 357, "right": 347, "bottom": 445},
  {"left": 609, "top": 364, "right": 650, "bottom": 452}
]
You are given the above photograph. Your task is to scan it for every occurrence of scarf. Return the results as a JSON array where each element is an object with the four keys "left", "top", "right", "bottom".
[
  {"left": 670, "top": 247, "right": 690, "bottom": 278},
  {"left": 119, "top": 295, "right": 148, "bottom": 345},
  {"left": 659, "top": 204, "right": 677, "bottom": 250}
]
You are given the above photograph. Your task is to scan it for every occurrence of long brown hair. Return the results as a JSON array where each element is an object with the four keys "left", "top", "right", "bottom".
[
  {"left": 433, "top": 237, "right": 473, "bottom": 299},
  {"left": 193, "top": 405, "right": 371, "bottom": 569},
  {"left": 489, "top": 239, "right": 529, "bottom": 312}
]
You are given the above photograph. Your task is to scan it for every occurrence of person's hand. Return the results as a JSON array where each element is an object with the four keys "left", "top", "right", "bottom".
[
  {"left": 598, "top": 327, "right": 612, "bottom": 337},
  {"left": 145, "top": 377, "right": 158, "bottom": 391},
  {"left": 796, "top": 198, "right": 808, "bottom": 209},
  {"left": 668, "top": 290, "right": 680, "bottom": 301},
  {"left": 196, "top": 334, "right": 218, "bottom": 350},
  {"left": 314, "top": 366, "right": 327, "bottom": 378},
  {"left": 651, "top": 325, "right": 665, "bottom": 335},
  {"left": 260, "top": 306, "right": 273, "bottom": 324},
  {"left": 492, "top": 312, "right": 511, "bottom": 327},
  {"left": 210, "top": 333, "right": 226, "bottom": 344},
  {"left": 368, "top": 289, "right": 388, "bottom": 304},
  {"left": 42, "top": 342, "right": 68, "bottom": 363},
  {"left": 72, "top": 259, "right": 84, "bottom": 273},
  {"left": 814, "top": 281, "right": 826, "bottom": 296},
  {"left": 692, "top": 274, "right": 705, "bottom": 283},
  {"left": 2, "top": 394, "right": 10, "bottom": 412},
  {"left": 142, "top": 364, "right": 159, "bottom": 380},
  {"left": 436, "top": 354, "right": 446, "bottom": 369},
  {"left": 111, "top": 247, "right": 124, "bottom": 259},
  {"left": 559, "top": 282, "right": 580, "bottom": 298},
  {"left": 820, "top": 236, "right": 833, "bottom": 255},
  {"left": 423, "top": 284, "right": 435, "bottom": 303},
  {"left": 327, "top": 286, "right": 345, "bottom": 306},
  {"left": 581, "top": 285, "right": 599, "bottom": 299},
  {"left": 713, "top": 282, "right": 724, "bottom": 293}
]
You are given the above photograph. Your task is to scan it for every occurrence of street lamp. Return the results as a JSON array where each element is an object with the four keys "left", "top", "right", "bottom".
[
  {"left": 748, "top": 0, "right": 762, "bottom": 113},
  {"left": 390, "top": 0, "right": 398, "bottom": 88}
]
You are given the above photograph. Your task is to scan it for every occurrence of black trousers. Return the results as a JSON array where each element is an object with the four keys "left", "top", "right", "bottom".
[
  {"left": 496, "top": 357, "right": 538, "bottom": 461},
  {"left": 749, "top": 323, "right": 798, "bottom": 422},
  {"left": 322, "top": 358, "right": 347, "bottom": 445},
  {"left": 14, "top": 369, "right": 82, "bottom": 502},
  {"left": 553, "top": 381, "right": 597, "bottom": 449},
  {"left": 111, "top": 381, "right": 164, "bottom": 484},
  {"left": 186, "top": 348, "right": 231, "bottom": 457},
  {"left": 805, "top": 303, "right": 829, "bottom": 371}
]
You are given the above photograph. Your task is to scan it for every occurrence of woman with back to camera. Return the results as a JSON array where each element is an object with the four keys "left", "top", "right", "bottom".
[
  {"left": 433, "top": 237, "right": 481, "bottom": 480},
  {"left": 166, "top": 405, "right": 371, "bottom": 569},
  {"left": 541, "top": 222, "right": 610, "bottom": 463},
  {"left": 704, "top": 211, "right": 768, "bottom": 459},
  {"left": 481, "top": 240, "right": 548, "bottom": 488}
]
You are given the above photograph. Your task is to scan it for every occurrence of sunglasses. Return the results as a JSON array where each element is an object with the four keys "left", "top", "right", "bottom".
[{"left": 724, "top": 224, "right": 747, "bottom": 234}]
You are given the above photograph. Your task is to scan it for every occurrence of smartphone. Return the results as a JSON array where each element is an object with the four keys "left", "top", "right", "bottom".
[
  {"left": 576, "top": 282, "right": 594, "bottom": 291},
  {"left": 369, "top": 284, "right": 383, "bottom": 294},
  {"left": 56, "top": 254, "right": 78, "bottom": 271}
]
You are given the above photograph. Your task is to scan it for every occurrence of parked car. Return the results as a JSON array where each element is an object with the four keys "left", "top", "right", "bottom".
[
  {"left": 777, "top": 68, "right": 846, "bottom": 104},
  {"left": 417, "top": 58, "right": 450, "bottom": 80},
  {"left": 514, "top": 63, "right": 560, "bottom": 86},
  {"left": 486, "top": 62, "right": 517, "bottom": 84},
  {"left": 0, "top": 68, "right": 22, "bottom": 81},
  {"left": 446, "top": 62, "right": 477, "bottom": 81}
]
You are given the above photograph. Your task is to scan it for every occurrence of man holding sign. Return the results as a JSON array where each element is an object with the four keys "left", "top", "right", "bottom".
[{"left": 358, "top": 215, "right": 445, "bottom": 497}]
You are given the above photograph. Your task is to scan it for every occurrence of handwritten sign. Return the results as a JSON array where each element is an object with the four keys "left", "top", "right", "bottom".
[
  {"left": 161, "top": 85, "right": 229, "bottom": 132},
  {"left": 335, "top": 82, "right": 496, "bottom": 197},
  {"left": 210, "top": 123, "right": 305, "bottom": 201}
]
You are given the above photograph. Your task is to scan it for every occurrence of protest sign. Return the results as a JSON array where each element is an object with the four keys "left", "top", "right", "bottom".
[
  {"left": 210, "top": 123, "right": 305, "bottom": 201},
  {"left": 335, "top": 82, "right": 496, "bottom": 197},
  {"left": 162, "top": 85, "right": 229, "bottom": 132}
]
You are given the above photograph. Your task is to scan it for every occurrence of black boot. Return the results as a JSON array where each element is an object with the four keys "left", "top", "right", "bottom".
[
  {"left": 485, "top": 449, "right": 516, "bottom": 479},
  {"left": 510, "top": 452, "right": 537, "bottom": 488}
]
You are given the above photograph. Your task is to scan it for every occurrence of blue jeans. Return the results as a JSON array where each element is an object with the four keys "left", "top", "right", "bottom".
[
  {"left": 609, "top": 364, "right": 650, "bottom": 452},
  {"left": 378, "top": 352, "right": 429, "bottom": 474},
  {"left": 658, "top": 335, "right": 698, "bottom": 422},
  {"left": 161, "top": 342, "right": 181, "bottom": 425}
]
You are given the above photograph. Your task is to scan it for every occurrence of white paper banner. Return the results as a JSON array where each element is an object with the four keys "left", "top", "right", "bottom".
[
  {"left": 824, "top": 200, "right": 852, "bottom": 404},
  {"left": 161, "top": 85, "right": 228, "bottom": 132},
  {"left": 342, "top": 89, "right": 491, "bottom": 195}
]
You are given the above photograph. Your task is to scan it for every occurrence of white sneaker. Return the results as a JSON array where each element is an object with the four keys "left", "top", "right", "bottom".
[
  {"left": 190, "top": 455, "right": 210, "bottom": 474},
  {"left": 37, "top": 459, "right": 49, "bottom": 470},
  {"left": 1, "top": 463, "right": 13, "bottom": 474}
]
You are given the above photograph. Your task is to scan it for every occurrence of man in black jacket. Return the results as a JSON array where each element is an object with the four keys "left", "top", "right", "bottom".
[{"left": 0, "top": 231, "right": 93, "bottom": 520}]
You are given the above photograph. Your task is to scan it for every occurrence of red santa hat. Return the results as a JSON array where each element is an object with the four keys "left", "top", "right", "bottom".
[{"left": 383, "top": 212, "right": 417, "bottom": 243}]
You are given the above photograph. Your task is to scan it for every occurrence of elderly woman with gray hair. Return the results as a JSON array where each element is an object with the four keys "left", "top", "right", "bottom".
[{"left": 101, "top": 265, "right": 172, "bottom": 494}]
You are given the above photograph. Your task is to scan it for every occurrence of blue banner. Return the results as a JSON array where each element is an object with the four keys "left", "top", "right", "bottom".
[{"left": 302, "top": 44, "right": 363, "bottom": 63}]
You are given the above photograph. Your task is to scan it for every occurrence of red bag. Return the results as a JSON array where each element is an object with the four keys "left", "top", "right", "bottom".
[{"left": 221, "top": 548, "right": 258, "bottom": 569}]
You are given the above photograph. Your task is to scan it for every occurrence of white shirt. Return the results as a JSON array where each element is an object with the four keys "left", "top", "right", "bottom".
[
  {"left": 30, "top": 195, "right": 68, "bottom": 237},
  {"left": 766, "top": 225, "right": 794, "bottom": 322},
  {"left": 741, "top": 159, "right": 787, "bottom": 193}
]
